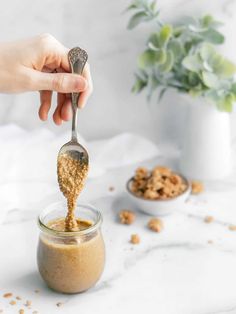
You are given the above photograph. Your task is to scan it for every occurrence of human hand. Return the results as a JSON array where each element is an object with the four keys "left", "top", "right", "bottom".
[{"left": 0, "top": 34, "right": 93, "bottom": 125}]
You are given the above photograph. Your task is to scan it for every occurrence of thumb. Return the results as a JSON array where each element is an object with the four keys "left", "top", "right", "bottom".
[{"left": 29, "top": 70, "right": 88, "bottom": 93}]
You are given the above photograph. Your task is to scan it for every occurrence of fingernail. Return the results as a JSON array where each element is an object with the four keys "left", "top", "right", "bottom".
[{"left": 78, "top": 100, "right": 84, "bottom": 109}]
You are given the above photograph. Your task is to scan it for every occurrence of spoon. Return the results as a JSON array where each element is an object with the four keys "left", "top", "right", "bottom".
[{"left": 57, "top": 47, "right": 89, "bottom": 165}]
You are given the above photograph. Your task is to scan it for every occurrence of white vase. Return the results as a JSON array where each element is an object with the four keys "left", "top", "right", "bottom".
[{"left": 180, "top": 96, "right": 231, "bottom": 180}]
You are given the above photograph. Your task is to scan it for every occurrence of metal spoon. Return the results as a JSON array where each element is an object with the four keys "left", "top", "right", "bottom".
[{"left": 58, "top": 47, "right": 89, "bottom": 169}]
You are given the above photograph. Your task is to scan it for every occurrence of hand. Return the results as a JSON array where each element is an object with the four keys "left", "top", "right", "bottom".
[{"left": 0, "top": 34, "right": 93, "bottom": 125}]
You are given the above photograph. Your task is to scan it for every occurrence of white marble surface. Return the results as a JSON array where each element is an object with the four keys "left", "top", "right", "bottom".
[
  {"left": 1, "top": 153, "right": 236, "bottom": 314},
  {"left": 0, "top": 0, "right": 236, "bottom": 144}
]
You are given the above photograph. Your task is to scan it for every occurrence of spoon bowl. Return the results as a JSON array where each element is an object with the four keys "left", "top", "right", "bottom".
[{"left": 58, "top": 141, "right": 89, "bottom": 164}]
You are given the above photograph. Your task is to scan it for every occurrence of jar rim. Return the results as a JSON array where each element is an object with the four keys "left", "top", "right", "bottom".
[{"left": 38, "top": 202, "right": 102, "bottom": 237}]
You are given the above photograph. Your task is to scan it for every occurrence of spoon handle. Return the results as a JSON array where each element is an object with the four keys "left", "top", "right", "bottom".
[{"left": 68, "top": 47, "right": 88, "bottom": 142}]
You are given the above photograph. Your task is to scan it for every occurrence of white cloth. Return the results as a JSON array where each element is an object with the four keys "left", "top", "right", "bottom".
[{"left": 0, "top": 124, "right": 159, "bottom": 181}]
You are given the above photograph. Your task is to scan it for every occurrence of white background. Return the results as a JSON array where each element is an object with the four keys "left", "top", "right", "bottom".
[{"left": 0, "top": 0, "right": 236, "bottom": 145}]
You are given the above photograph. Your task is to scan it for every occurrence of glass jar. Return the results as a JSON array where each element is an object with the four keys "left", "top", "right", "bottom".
[{"left": 37, "top": 202, "right": 105, "bottom": 294}]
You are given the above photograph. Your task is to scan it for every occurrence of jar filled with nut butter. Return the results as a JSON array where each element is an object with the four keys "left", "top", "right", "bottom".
[{"left": 37, "top": 202, "right": 105, "bottom": 294}]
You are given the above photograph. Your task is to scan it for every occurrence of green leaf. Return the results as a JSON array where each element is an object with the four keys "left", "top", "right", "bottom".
[
  {"left": 188, "top": 72, "right": 200, "bottom": 86},
  {"left": 182, "top": 54, "right": 202, "bottom": 72},
  {"left": 158, "top": 88, "right": 167, "bottom": 101},
  {"left": 149, "top": 0, "right": 157, "bottom": 11},
  {"left": 201, "top": 15, "right": 214, "bottom": 28},
  {"left": 155, "top": 49, "right": 167, "bottom": 64},
  {"left": 202, "top": 71, "right": 219, "bottom": 88},
  {"left": 132, "top": 74, "right": 147, "bottom": 93},
  {"left": 149, "top": 32, "right": 160, "bottom": 48},
  {"left": 189, "top": 89, "right": 202, "bottom": 97},
  {"left": 200, "top": 15, "right": 223, "bottom": 28},
  {"left": 138, "top": 50, "right": 156, "bottom": 68},
  {"left": 217, "top": 93, "right": 235, "bottom": 112},
  {"left": 127, "top": 11, "right": 148, "bottom": 29},
  {"left": 230, "top": 82, "right": 236, "bottom": 95},
  {"left": 201, "top": 29, "right": 224, "bottom": 44},
  {"left": 199, "top": 44, "right": 215, "bottom": 61},
  {"left": 159, "top": 25, "right": 173, "bottom": 46},
  {"left": 168, "top": 40, "right": 183, "bottom": 59},
  {"left": 214, "top": 58, "right": 236, "bottom": 78},
  {"left": 159, "top": 51, "right": 174, "bottom": 72}
]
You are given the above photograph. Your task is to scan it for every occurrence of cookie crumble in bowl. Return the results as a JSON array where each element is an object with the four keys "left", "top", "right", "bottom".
[{"left": 126, "top": 166, "right": 191, "bottom": 216}]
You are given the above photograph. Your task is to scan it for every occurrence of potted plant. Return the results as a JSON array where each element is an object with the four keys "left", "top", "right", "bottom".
[{"left": 127, "top": 0, "right": 236, "bottom": 180}]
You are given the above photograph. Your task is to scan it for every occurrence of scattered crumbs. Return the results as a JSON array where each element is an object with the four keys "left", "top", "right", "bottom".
[
  {"left": 25, "top": 300, "right": 32, "bottom": 307},
  {"left": 191, "top": 181, "right": 204, "bottom": 195},
  {"left": 148, "top": 218, "right": 164, "bottom": 233},
  {"left": 109, "top": 186, "right": 115, "bottom": 192},
  {"left": 119, "top": 210, "right": 136, "bottom": 225},
  {"left": 34, "top": 289, "right": 40, "bottom": 294},
  {"left": 16, "top": 296, "right": 21, "bottom": 300},
  {"left": 130, "top": 234, "right": 140, "bottom": 244},
  {"left": 208, "top": 240, "right": 213, "bottom": 244},
  {"left": 56, "top": 302, "right": 63, "bottom": 307},
  {"left": 3, "top": 293, "right": 13, "bottom": 298},
  {"left": 32, "top": 311, "right": 38, "bottom": 314},
  {"left": 229, "top": 225, "right": 236, "bottom": 231},
  {"left": 204, "top": 216, "right": 214, "bottom": 223},
  {"left": 19, "top": 310, "right": 24, "bottom": 314},
  {"left": 9, "top": 300, "right": 16, "bottom": 305}
]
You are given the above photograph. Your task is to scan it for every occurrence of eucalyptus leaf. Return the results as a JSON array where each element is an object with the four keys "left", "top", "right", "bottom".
[
  {"left": 182, "top": 54, "right": 202, "bottom": 72},
  {"left": 159, "top": 51, "right": 174, "bottom": 72},
  {"left": 158, "top": 87, "right": 167, "bottom": 101},
  {"left": 159, "top": 25, "right": 173, "bottom": 46},
  {"left": 199, "top": 43, "right": 215, "bottom": 61},
  {"left": 128, "top": 11, "right": 149, "bottom": 29},
  {"left": 202, "top": 71, "right": 219, "bottom": 88},
  {"left": 168, "top": 40, "right": 183, "bottom": 59},
  {"left": 149, "top": 33, "right": 160, "bottom": 48},
  {"left": 214, "top": 58, "right": 236, "bottom": 78},
  {"left": 132, "top": 74, "right": 148, "bottom": 93},
  {"left": 201, "top": 15, "right": 214, "bottom": 28},
  {"left": 138, "top": 50, "right": 157, "bottom": 68},
  {"left": 217, "top": 94, "right": 234, "bottom": 112},
  {"left": 201, "top": 29, "right": 224, "bottom": 44}
]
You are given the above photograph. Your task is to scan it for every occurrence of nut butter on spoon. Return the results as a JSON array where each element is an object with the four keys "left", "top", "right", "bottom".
[{"left": 57, "top": 47, "right": 89, "bottom": 231}]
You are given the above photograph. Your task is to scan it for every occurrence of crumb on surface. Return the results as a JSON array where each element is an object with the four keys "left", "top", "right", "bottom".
[
  {"left": 109, "top": 186, "right": 115, "bottom": 192},
  {"left": 229, "top": 224, "right": 236, "bottom": 231},
  {"left": 19, "top": 310, "right": 24, "bottom": 314},
  {"left": 3, "top": 293, "right": 13, "bottom": 298},
  {"left": 204, "top": 216, "right": 214, "bottom": 223},
  {"left": 25, "top": 300, "right": 32, "bottom": 307},
  {"left": 34, "top": 289, "right": 40, "bottom": 294},
  {"left": 208, "top": 240, "right": 213, "bottom": 244},
  {"left": 56, "top": 302, "right": 63, "bottom": 307},
  {"left": 16, "top": 296, "right": 21, "bottom": 300},
  {"left": 148, "top": 218, "right": 164, "bottom": 233},
  {"left": 191, "top": 181, "right": 204, "bottom": 195},
  {"left": 119, "top": 210, "right": 136, "bottom": 225},
  {"left": 130, "top": 234, "right": 140, "bottom": 244},
  {"left": 9, "top": 300, "right": 16, "bottom": 305}
]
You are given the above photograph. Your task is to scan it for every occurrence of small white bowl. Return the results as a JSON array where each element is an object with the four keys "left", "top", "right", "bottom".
[{"left": 126, "top": 175, "right": 191, "bottom": 216}]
